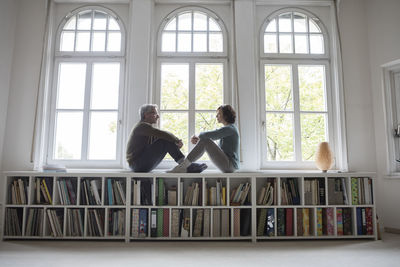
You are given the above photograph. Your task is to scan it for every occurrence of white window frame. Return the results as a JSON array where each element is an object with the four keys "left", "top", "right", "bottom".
[
  {"left": 46, "top": 6, "right": 126, "bottom": 168},
  {"left": 156, "top": 6, "right": 230, "bottom": 169},
  {"left": 259, "top": 7, "right": 341, "bottom": 170}
]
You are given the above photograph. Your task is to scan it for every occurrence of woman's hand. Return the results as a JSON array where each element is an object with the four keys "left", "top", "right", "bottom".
[{"left": 191, "top": 135, "right": 199, "bottom": 144}]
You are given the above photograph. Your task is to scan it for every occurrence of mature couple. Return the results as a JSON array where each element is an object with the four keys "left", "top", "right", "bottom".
[{"left": 126, "top": 104, "right": 240, "bottom": 173}]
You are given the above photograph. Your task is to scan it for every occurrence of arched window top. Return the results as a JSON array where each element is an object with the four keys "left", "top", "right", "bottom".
[
  {"left": 262, "top": 10, "right": 326, "bottom": 55},
  {"left": 58, "top": 8, "right": 123, "bottom": 53},
  {"left": 159, "top": 8, "right": 226, "bottom": 54}
]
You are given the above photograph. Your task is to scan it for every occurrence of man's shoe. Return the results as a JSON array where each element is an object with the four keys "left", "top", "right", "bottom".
[{"left": 187, "top": 163, "right": 208, "bottom": 173}]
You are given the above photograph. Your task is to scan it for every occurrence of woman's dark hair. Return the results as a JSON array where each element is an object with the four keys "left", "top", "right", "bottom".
[{"left": 218, "top": 105, "right": 236, "bottom": 124}]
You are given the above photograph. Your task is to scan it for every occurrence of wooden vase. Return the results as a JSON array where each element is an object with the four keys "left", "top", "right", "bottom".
[{"left": 315, "top": 142, "right": 333, "bottom": 172}]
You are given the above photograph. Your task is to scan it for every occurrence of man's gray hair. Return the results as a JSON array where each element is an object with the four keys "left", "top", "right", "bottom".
[{"left": 139, "top": 104, "right": 158, "bottom": 121}]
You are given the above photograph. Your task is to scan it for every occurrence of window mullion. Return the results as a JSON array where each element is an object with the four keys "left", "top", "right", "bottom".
[
  {"left": 189, "top": 61, "right": 196, "bottom": 151},
  {"left": 292, "top": 64, "right": 302, "bottom": 163},
  {"left": 81, "top": 61, "right": 93, "bottom": 161}
]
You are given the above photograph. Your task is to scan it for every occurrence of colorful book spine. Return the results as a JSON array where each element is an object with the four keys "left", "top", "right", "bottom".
[
  {"left": 366, "top": 207, "right": 373, "bottom": 235},
  {"left": 257, "top": 209, "right": 267, "bottom": 236},
  {"left": 277, "top": 208, "right": 285, "bottom": 236},
  {"left": 163, "top": 208, "right": 169, "bottom": 237},
  {"left": 302, "top": 208, "right": 310, "bottom": 236},
  {"left": 266, "top": 208, "right": 275, "bottom": 237},
  {"left": 326, "top": 208, "right": 335, "bottom": 236},
  {"left": 297, "top": 209, "right": 303, "bottom": 236},
  {"left": 316, "top": 208, "right": 323, "bottom": 236},
  {"left": 286, "top": 208, "right": 293, "bottom": 236},
  {"left": 356, "top": 207, "right": 363, "bottom": 235},
  {"left": 337, "top": 208, "right": 343, "bottom": 235},
  {"left": 351, "top": 178, "right": 359, "bottom": 205},
  {"left": 157, "top": 208, "right": 163, "bottom": 237}
]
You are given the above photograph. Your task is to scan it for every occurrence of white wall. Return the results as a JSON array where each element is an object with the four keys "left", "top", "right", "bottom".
[
  {"left": 365, "top": 0, "right": 400, "bottom": 229},
  {"left": 0, "top": 0, "right": 18, "bottom": 174}
]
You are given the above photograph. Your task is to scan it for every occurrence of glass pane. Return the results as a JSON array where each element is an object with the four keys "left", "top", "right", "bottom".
[
  {"left": 77, "top": 11, "right": 92, "bottom": 30},
  {"left": 279, "top": 34, "right": 292, "bottom": 53},
  {"left": 278, "top": 13, "right": 292, "bottom": 32},
  {"left": 160, "top": 112, "right": 188, "bottom": 156},
  {"left": 195, "top": 64, "right": 223, "bottom": 110},
  {"left": 195, "top": 112, "right": 219, "bottom": 160},
  {"left": 91, "top": 63, "right": 120, "bottom": 109},
  {"left": 88, "top": 112, "right": 118, "bottom": 160},
  {"left": 265, "top": 19, "right": 276, "bottom": 32},
  {"left": 92, "top": 32, "right": 106, "bottom": 51},
  {"left": 209, "top": 17, "right": 221, "bottom": 31},
  {"left": 177, "top": 33, "right": 191, "bottom": 52},
  {"left": 178, "top": 12, "right": 192, "bottom": 31},
  {"left": 293, "top": 13, "right": 307, "bottom": 32},
  {"left": 165, "top": 18, "right": 176, "bottom": 31},
  {"left": 265, "top": 65, "right": 293, "bottom": 111},
  {"left": 193, "top": 33, "right": 207, "bottom": 52},
  {"left": 310, "top": 34, "right": 324, "bottom": 54},
  {"left": 194, "top": 12, "right": 207, "bottom": 31},
  {"left": 162, "top": 32, "right": 176, "bottom": 52},
  {"left": 93, "top": 11, "right": 107, "bottom": 30},
  {"left": 64, "top": 16, "right": 76, "bottom": 30},
  {"left": 108, "top": 17, "right": 120, "bottom": 30},
  {"left": 76, "top": 32, "right": 90, "bottom": 51},
  {"left": 299, "top": 65, "right": 326, "bottom": 111},
  {"left": 309, "top": 19, "right": 321, "bottom": 33},
  {"left": 209, "top": 33, "right": 223, "bottom": 52},
  {"left": 160, "top": 64, "right": 189, "bottom": 109},
  {"left": 60, "top": 32, "right": 75, "bottom": 51},
  {"left": 294, "top": 34, "right": 308, "bottom": 54},
  {"left": 266, "top": 113, "right": 294, "bottom": 161},
  {"left": 54, "top": 112, "right": 83, "bottom": 160},
  {"left": 57, "top": 63, "right": 86, "bottom": 109},
  {"left": 107, "top": 32, "right": 121, "bottom": 52},
  {"left": 301, "top": 113, "right": 327, "bottom": 161},
  {"left": 264, "top": 34, "right": 277, "bottom": 53}
]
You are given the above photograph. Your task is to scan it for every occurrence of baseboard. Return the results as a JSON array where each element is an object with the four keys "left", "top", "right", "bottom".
[{"left": 384, "top": 227, "right": 400, "bottom": 234}]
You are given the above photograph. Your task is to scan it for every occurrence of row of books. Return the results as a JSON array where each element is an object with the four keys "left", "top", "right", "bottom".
[
  {"left": 106, "top": 179, "right": 126, "bottom": 205},
  {"left": 81, "top": 179, "right": 101, "bottom": 205},
  {"left": 205, "top": 180, "right": 226, "bottom": 206},
  {"left": 132, "top": 179, "right": 152, "bottom": 205},
  {"left": 280, "top": 178, "right": 300, "bottom": 205},
  {"left": 328, "top": 178, "right": 349, "bottom": 205},
  {"left": 108, "top": 209, "right": 125, "bottom": 236},
  {"left": 257, "top": 179, "right": 277, "bottom": 205},
  {"left": 57, "top": 178, "right": 76, "bottom": 205},
  {"left": 157, "top": 178, "right": 177, "bottom": 206},
  {"left": 182, "top": 182, "right": 201, "bottom": 206},
  {"left": 351, "top": 177, "right": 373, "bottom": 205},
  {"left": 25, "top": 208, "right": 44, "bottom": 236},
  {"left": 47, "top": 209, "right": 63, "bottom": 237},
  {"left": 87, "top": 209, "right": 104, "bottom": 236},
  {"left": 9, "top": 178, "right": 28, "bottom": 205},
  {"left": 4, "top": 208, "right": 22, "bottom": 236},
  {"left": 356, "top": 207, "right": 374, "bottom": 235},
  {"left": 66, "top": 209, "right": 84, "bottom": 236},
  {"left": 230, "top": 182, "right": 251, "bottom": 205},
  {"left": 35, "top": 178, "right": 53, "bottom": 205},
  {"left": 304, "top": 178, "right": 325, "bottom": 205}
]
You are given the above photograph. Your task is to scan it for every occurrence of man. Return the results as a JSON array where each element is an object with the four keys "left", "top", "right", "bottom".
[{"left": 126, "top": 104, "right": 185, "bottom": 172}]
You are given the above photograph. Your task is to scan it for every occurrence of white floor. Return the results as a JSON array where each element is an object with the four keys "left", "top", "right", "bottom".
[{"left": 1, "top": 233, "right": 400, "bottom": 267}]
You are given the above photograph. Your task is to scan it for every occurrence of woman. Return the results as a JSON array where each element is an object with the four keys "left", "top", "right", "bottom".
[{"left": 169, "top": 105, "right": 240, "bottom": 173}]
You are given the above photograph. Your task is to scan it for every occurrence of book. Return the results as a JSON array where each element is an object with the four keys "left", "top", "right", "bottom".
[
  {"left": 163, "top": 209, "right": 169, "bottom": 237},
  {"left": 151, "top": 209, "right": 157, "bottom": 237},
  {"left": 221, "top": 209, "right": 230, "bottom": 237},
  {"left": 297, "top": 209, "right": 303, "bottom": 236},
  {"left": 285, "top": 208, "right": 293, "bottom": 236},
  {"left": 213, "top": 209, "right": 221, "bottom": 237},
  {"left": 266, "top": 208, "right": 275, "bottom": 236},
  {"left": 131, "top": 209, "right": 139, "bottom": 238},
  {"left": 203, "top": 209, "right": 210, "bottom": 237},
  {"left": 234, "top": 209, "right": 241, "bottom": 237},
  {"left": 240, "top": 209, "right": 251, "bottom": 236},
  {"left": 193, "top": 209, "right": 204, "bottom": 237},
  {"left": 90, "top": 180, "right": 101, "bottom": 205},
  {"left": 139, "top": 209, "right": 148, "bottom": 238},
  {"left": 337, "top": 208, "right": 343, "bottom": 235},
  {"left": 171, "top": 209, "right": 180, "bottom": 237},
  {"left": 277, "top": 208, "right": 285, "bottom": 236}
]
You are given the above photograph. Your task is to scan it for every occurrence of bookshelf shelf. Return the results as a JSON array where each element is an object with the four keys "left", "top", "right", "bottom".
[{"left": 2, "top": 172, "right": 377, "bottom": 242}]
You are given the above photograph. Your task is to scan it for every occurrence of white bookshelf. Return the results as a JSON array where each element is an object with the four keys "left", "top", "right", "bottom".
[{"left": 2, "top": 171, "right": 377, "bottom": 242}]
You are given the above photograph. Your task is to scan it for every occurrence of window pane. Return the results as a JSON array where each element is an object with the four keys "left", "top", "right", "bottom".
[
  {"left": 88, "top": 112, "right": 117, "bottom": 160},
  {"left": 294, "top": 34, "right": 308, "bottom": 54},
  {"left": 178, "top": 12, "right": 192, "bottom": 31},
  {"left": 160, "top": 64, "right": 189, "bottom": 109},
  {"left": 266, "top": 113, "right": 294, "bottom": 161},
  {"left": 91, "top": 63, "right": 120, "bottom": 109},
  {"left": 93, "top": 11, "right": 107, "bottom": 30},
  {"left": 57, "top": 63, "right": 86, "bottom": 109},
  {"left": 194, "top": 13, "right": 207, "bottom": 31},
  {"left": 278, "top": 13, "right": 292, "bottom": 32},
  {"left": 264, "top": 34, "right": 277, "bottom": 53},
  {"left": 77, "top": 11, "right": 92, "bottom": 30},
  {"left": 293, "top": 13, "right": 307, "bottom": 32},
  {"left": 160, "top": 112, "right": 188, "bottom": 156},
  {"left": 92, "top": 32, "right": 106, "bottom": 51},
  {"left": 195, "top": 112, "right": 219, "bottom": 160},
  {"left": 177, "top": 33, "right": 191, "bottom": 52},
  {"left": 310, "top": 34, "right": 324, "bottom": 54},
  {"left": 165, "top": 18, "right": 176, "bottom": 31},
  {"left": 54, "top": 112, "right": 83, "bottom": 160},
  {"left": 279, "top": 34, "right": 292, "bottom": 53},
  {"left": 265, "top": 65, "right": 293, "bottom": 111},
  {"left": 64, "top": 16, "right": 76, "bottom": 30},
  {"left": 301, "top": 113, "right": 327, "bottom": 161},
  {"left": 193, "top": 33, "right": 207, "bottom": 52},
  {"left": 299, "top": 65, "right": 326, "bottom": 111},
  {"left": 209, "top": 33, "right": 223, "bottom": 52},
  {"left": 265, "top": 19, "right": 276, "bottom": 32},
  {"left": 162, "top": 32, "right": 176, "bottom": 52},
  {"left": 108, "top": 17, "right": 120, "bottom": 30},
  {"left": 209, "top": 17, "right": 221, "bottom": 31},
  {"left": 107, "top": 32, "right": 121, "bottom": 52},
  {"left": 60, "top": 32, "right": 75, "bottom": 51},
  {"left": 76, "top": 32, "right": 90, "bottom": 51},
  {"left": 195, "top": 64, "right": 223, "bottom": 110},
  {"left": 309, "top": 19, "right": 321, "bottom": 33}
]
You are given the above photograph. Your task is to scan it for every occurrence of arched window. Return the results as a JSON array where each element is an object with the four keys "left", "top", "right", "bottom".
[
  {"left": 156, "top": 7, "right": 228, "bottom": 163},
  {"left": 47, "top": 7, "right": 125, "bottom": 167},
  {"left": 259, "top": 9, "right": 334, "bottom": 169}
]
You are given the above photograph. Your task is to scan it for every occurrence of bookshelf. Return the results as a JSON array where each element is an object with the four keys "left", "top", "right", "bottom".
[{"left": 2, "top": 172, "right": 377, "bottom": 242}]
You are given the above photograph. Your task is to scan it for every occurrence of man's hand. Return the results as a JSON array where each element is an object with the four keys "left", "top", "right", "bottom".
[
  {"left": 176, "top": 139, "right": 183, "bottom": 149},
  {"left": 191, "top": 135, "right": 199, "bottom": 145}
]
